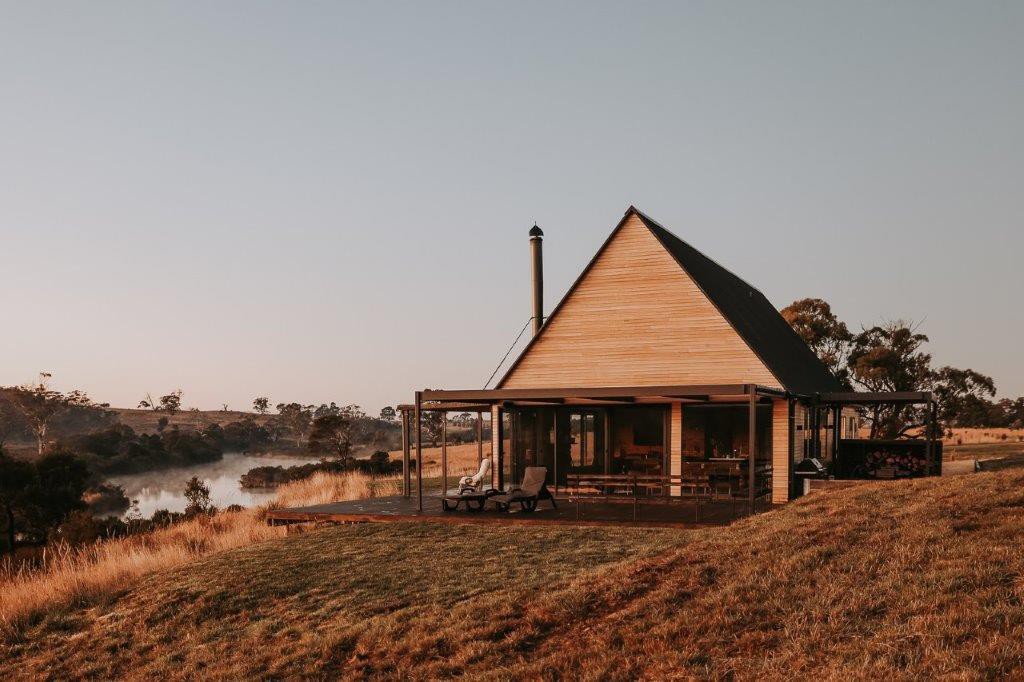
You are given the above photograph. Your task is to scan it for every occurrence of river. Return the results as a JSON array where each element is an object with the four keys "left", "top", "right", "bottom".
[{"left": 104, "top": 451, "right": 322, "bottom": 518}]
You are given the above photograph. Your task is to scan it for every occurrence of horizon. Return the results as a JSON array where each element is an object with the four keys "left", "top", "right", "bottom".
[{"left": 2, "top": 2, "right": 1022, "bottom": 411}]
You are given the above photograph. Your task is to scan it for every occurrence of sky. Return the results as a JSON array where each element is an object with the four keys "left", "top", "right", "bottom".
[{"left": 1, "top": 1, "right": 1021, "bottom": 413}]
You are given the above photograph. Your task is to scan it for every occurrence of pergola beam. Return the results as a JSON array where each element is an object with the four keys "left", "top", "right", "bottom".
[
  {"left": 421, "top": 384, "right": 754, "bottom": 402},
  {"left": 572, "top": 396, "right": 636, "bottom": 404},
  {"left": 398, "top": 403, "right": 495, "bottom": 413}
]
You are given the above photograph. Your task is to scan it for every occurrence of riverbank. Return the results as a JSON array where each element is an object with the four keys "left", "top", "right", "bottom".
[
  {"left": 0, "top": 469, "right": 399, "bottom": 632},
  {"left": 105, "top": 451, "right": 324, "bottom": 517}
]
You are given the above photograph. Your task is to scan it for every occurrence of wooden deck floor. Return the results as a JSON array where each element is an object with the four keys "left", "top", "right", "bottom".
[{"left": 266, "top": 494, "right": 768, "bottom": 529}]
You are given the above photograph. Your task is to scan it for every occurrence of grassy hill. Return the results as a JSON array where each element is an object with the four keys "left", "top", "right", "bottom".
[
  {"left": 112, "top": 407, "right": 277, "bottom": 434},
  {"left": 4, "top": 468, "right": 1024, "bottom": 678}
]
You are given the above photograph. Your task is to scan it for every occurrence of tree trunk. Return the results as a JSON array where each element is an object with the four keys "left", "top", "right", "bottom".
[{"left": 3, "top": 501, "right": 15, "bottom": 555}]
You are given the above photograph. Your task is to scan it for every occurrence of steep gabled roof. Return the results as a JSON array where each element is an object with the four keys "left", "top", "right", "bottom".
[{"left": 496, "top": 206, "right": 843, "bottom": 395}]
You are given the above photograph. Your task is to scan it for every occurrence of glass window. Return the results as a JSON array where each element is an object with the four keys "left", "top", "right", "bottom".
[
  {"left": 568, "top": 411, "right": 603, "bottom": 468},
  {"left": 583, "top": 413, "right": 596, "bottom": 466},
  {"left": 570, "top": 413, "right": 583, "bottom": 466}
]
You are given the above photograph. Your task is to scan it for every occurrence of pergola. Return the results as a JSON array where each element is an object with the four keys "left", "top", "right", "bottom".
[
  {"left": 812, "top": 391, "right": 938, "bottom": 460},
  {"left": 809, "top": 391, "right": 940, "bottom": 475}
]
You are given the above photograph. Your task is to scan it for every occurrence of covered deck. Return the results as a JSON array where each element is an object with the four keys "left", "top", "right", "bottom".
[
  {"left": 264, "top": 384, "right": 942, "bottom": 528},
  {"left": 396, "top": 383, "right": 780, "bottom": 517},
  {"left": 266, "top": 389, "right": 944, "bottom": 532}
]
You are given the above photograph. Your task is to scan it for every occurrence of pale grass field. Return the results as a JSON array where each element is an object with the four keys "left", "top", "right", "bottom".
[
  {"left": 944, "top": 426, "right": 1024, "bottom": 444},
  {"left": 111, "top": 407, "right": 280, "bottom": 436},
  {"left": 388, "top": 440, "right": 491, "bottom": 476},
  {"left": 269, "top": 470, "right": 401, "bottom": 508},
  {"left": 0, "top": 470, "right": 399, "bottom": 633},
  {"left": 856, "top": 425, "right": 1024, "bottom": 445}
]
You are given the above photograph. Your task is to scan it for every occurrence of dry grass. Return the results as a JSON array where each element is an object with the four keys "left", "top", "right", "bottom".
[
  {"left": 0, "top": 523, "right": 680, "bottom": 680},
  {"left": 946, "top": 440, "right": 1024, "bottom": 463},
  {"left": 269, "top": 471, "right": 401, "bottom": 509},
  {"left": 0, "top": 470, "right": 400, "bottom": 634},
  {"left": 388, "top": 440, "right": 491, "bottom": 477},
  {"left": 4, "top": 468, "right": 1024, "bottom": 678},
  {"left": 944, "top": 427, "right": 1024, "bottom": 445},
  {"left": 855, "top": 426, "right": 1024, "bottom": 447},
  {"left": 0, "top": 509, "right": 281, "bottom": 637}
]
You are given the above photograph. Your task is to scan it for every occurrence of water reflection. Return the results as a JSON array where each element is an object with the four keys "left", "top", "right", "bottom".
[{"left": 105, "top": 451, "right": 321, "bottom": 518}]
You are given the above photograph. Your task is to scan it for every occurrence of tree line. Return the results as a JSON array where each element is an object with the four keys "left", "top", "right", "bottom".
[
  {"left": 0, "top": 378, "right": 402, "bottom": 556},
  {"left": 782, "top": 299, "right": 1024, "bottom": 437}
]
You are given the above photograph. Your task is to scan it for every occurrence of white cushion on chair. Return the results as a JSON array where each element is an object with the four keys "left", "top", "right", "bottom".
[{"left": 458, "top": 458, "right": 491, "bottom": 491}]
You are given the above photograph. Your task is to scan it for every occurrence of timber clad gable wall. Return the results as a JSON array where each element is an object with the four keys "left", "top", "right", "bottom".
[{"left": 500, "top": 215, "right": 782, "bottom": 390}]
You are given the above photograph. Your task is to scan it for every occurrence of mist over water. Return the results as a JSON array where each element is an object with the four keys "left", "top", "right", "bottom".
[{"left": 105, "top": 451, "right": 322, "bottom": 518}]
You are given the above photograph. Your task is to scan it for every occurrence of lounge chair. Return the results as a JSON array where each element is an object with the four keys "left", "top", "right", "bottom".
[
  {"left": 492, "top": 467, "right": 557, "bottom": 513},
  {"left": 442, "top": 459, "right": 493, "bottom": 512}
]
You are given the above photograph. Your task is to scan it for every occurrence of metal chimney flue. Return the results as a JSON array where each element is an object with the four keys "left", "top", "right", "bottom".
[{"left": 529, "top": 223, "right": 544, "bottom": 335}]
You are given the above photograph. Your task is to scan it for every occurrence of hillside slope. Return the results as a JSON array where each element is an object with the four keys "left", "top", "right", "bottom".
[{"left": 4, "top": 470, "right": 1024, "bottom": 679}]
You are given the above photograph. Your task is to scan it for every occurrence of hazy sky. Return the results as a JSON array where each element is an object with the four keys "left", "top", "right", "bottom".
[{"left": 1, "top": 2, "right": 1021, "bottom": 413}]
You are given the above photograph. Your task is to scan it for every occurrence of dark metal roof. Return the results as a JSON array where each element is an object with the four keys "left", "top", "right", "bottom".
[
  {"left": 529, "top": 223, "right": 544, "bottom": 237},
  {"left": 496, "top": 206, "right": 843, "bottom": 394},
  {"left": 631, "top": 208, "right": 844, "bottom": 395}
]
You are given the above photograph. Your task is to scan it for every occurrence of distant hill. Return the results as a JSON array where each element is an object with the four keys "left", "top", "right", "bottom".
[
  {"left": 3, "top": 466, "right": 1023, "bottom": 677},
  {"left": 113, "top": 407, "right": 276, "bottom": 435}
]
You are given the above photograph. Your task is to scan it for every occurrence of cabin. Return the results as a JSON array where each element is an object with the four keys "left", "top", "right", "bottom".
[
  {"left": 397, "top": 207, "right": 940, "bottom": 515},
  {"left": 268, "top": 206, "right": 940, "bottom": 527}
]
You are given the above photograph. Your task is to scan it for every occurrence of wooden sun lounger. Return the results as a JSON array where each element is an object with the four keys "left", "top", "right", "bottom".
[{"left": 492, "top": 467, "right": 557, "bottom": 512}]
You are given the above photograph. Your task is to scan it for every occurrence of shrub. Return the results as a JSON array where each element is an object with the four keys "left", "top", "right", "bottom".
[
  {"left": 68, "top": 425, "right": 223, "bottom": 475},
  {"left": 239, "top": 453, "right": 403, "bottom": 489},
  {"left": 183, "top": 477, "right": 215, "bottom": 517},
  {"left": 82, "top": 483, "right": 130, "bottom": 515},
  {"left": 55, "top": 511, "right": 104, "bottom": 546}
]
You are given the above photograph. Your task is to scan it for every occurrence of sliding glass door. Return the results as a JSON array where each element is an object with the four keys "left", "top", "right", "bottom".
[
  {"left": 507, "top": 408, "right": 555, "bottom": 487},
  {"left": 566, "top": 409, "right": 606, "bottom": 476}
]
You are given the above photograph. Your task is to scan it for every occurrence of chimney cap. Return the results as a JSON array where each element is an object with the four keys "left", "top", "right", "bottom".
[{"left": 529, "top": 223, "right": 544, "bottom": 237}]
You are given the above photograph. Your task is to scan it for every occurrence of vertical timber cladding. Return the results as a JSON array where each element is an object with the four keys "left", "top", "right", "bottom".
[
  {"left": 490, "top": 404, "right": 501, "bottom": 489},
  {"left": 771, "top": 398, "right": 790, "bottom": 504},
  {"left": 670, "top": 402, "right": 683, "bottom": 495}
]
